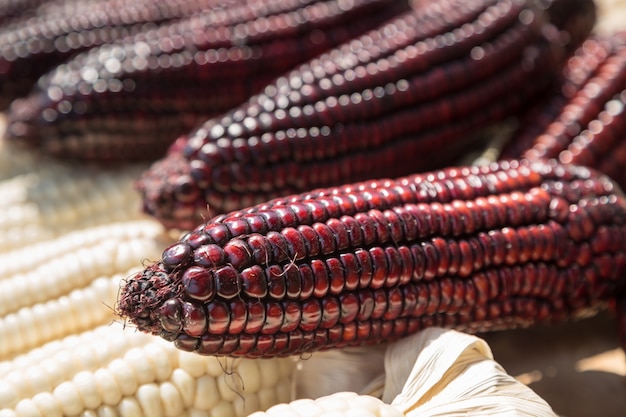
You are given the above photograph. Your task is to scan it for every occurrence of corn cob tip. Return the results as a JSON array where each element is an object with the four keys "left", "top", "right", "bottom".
[
  {"left": 136, "top": 151, "right": 209, "bottom": 231},
  {"left": 117, "top": 263, "right": 185, "bottom": 338}
]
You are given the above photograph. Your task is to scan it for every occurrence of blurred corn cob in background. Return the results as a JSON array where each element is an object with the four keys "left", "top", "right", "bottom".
[
  {"left": 0, "top": 0, "right": 247, "bottom": 109},
  {"left": 3, "top": 0, "right": 411, "bottom": 162},
  {"left": 135, "top": 0, "right": 596, "bottom": 230},
  {"left": 499, "top": 32, "right": 626, "bottom": 193}
]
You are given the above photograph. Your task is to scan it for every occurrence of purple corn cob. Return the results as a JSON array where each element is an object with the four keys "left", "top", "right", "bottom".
[
  {"left": 136, "top": 0, "right": 596, "bottom": 231},
  {"left": 500, "top": 32, "right": 626, "bottom": 192},
  {"left": 117, "top": 158, "right": 626, "bottom": 358},
  {"left": 0, "top": 0, "right": 249, "bottom": 109},
  {"left": 4, "top": 0, "right": 411, "bottom": 160}
]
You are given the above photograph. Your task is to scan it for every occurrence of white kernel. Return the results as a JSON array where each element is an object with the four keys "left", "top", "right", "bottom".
[
  {"left": 31, "top": 392, "right": 62, "bottom": 417},
  {"left": 0, "top": 410, "right": 18, "bottom": 417},
  {"left": 94, "top": 369, "right": 122, "bottom": 406},
  {"left": 3, "top": 372, "right": 29, "bottom": 404},
  {"left": 117, "top": 398, "right": 144, "bottom": 417},
  {"left": 95, "top": 404, "right": 117, "bottom": 417},
  {"left": 179, "top": 352, "right": 208, "bottom": 378},
  {"left": 234, "top": 360, "right": 261, "bottom": 393},
  {"left": 209, "top": 400, "right": 235, "bottom": 417},
  {"left": 14, "top": 399, "right": 43, "bottom": 417},
  {"left": 124, "top": 348, "right": 156, "bottom": 385},
  {"left": 233, "top": 393, "right": 261, "bottom": 416},
  {"left": 205, "top": 356, "right": 229, "bottom": 378},
  {"left": 0, "top": 382, "right": 19, "bottom": 409},
  {"left": 143, "top": 343, "right": 173, "bottom": 382},
  {"left": 108, "top": 359, "right": 138, "bottom": 396},
  {"left": 217, "top": 372, "right": 245, "bottom": 403},
  {"left": 159, "top": 382, "right": 184, "bottom": 417},
  {"left": 275, "top": 381, "right": 292, "bottom": 403},
  {"left": 73, "top": 371, "right": 102, "bottom": 409},
  {"left": 256, "top": 387, "right": 278, "bottom": 411},
  {"left": 24, "top": 366, "right": 54, "bottom": 395},
  {"left": 170, "top": 369, "right": 195, "bottom": 408},
  {"left": 192, "top": 375, "right": 219, "bottom": 410},
  {"left": 3, "top": 314, "right": 26, "bottom": 355},
  {"left": 80, "top": 411, "right": 98, "bottom": 417},
  {"left": 73, "top": 345, "right": 100, "bottom": 371},
  {"left": 52, "top": 381, "right": 84, "bottom": 416},
  {"left": 262, "top": 403, "right": 300, "bottom": 417},
  {"left": 136, "top": 384, "right": 163, "bottom": 417},
  {"left": 257, "top": 359, "right": 279, "bottom": 389}
]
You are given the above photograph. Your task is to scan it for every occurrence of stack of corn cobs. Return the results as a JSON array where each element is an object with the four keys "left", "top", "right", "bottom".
[{"left": 2, "top": 0, "right": 626, "bottom": 414}]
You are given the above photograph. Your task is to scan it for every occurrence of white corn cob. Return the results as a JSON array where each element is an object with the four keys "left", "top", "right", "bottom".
[
  {"left": 0, "top": 151, "right": 148, "bottom": 253},
  {"left": 0, "top": 326, "right": 296, "bottom": 417},
  {"left": 248, "top": 392, "right": 402, "bottom": 417},
  {"left": 0, "top": 324, "right": 153, "bottom": 378},
  {"left": 0, "top": 272, "right": 132, "bottom": 360},
  {"left": 0, "top": 325, "right": 154, "bottom": 409},
  {"left": 0, "top": 219, "right": 166, "bottom": 316}
]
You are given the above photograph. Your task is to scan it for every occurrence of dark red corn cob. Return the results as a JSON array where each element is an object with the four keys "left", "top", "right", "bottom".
[
  {"left": 117, "top": 158, "right": 626, "bottom": 358},
  {"left": 4, "top": 0, "right": 411, "bottom": 161},
  {"left": 135, "top": 0, "right": 596, "bottom": 230},
  {"left": 0, "top": 0, "right": 251, "bottom": 109},
  {"left": 500, "top": 32, "right": 626, "bottom": 192},
  {"left": 0, "top": 0, "right": 64, "bottom": 23}
]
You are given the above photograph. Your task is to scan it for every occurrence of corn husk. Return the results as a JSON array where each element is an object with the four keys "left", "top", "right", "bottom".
[{"left": 292, "top": 328, "right": 558, "bottom": 417}]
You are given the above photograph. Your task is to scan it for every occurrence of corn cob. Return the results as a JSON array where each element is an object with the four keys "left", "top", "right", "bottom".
[
  {"left": 0, "top": 148, "right": 148, "bottom": 253},
  {"left": 0, "top": 219, "right": 164, "bottom": 317},
  {"left": 0, "top": 0, "right": 58, "bottom": 23},
  {"left": 0, "top": 0, "right": 248, "bottom": 109},
  {"left": 0, "top": 324, "right": 295, "bottom": 417},
  {"left": 135, "top": 0, "right": 597, "bottom": 230},
  {"left": 248, "top": 391, "right": 403, "bottom": 417},
  {"left": 500, "top": 32, "right": 626, "bottom": 192},
  {"left": 0, "top": 326, "right": 153, "bottom": 409},
  {"left": 4, "top": 0, "right": 411, "bottom": 163},
  {"left": 0, "top": 216, "right": 166, "bottom": 359},
  {"left": 118, "top": 158, "right": 626, "bottom": 358}
]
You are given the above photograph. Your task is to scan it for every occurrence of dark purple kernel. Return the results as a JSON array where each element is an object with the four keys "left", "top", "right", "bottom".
[
  {"left": 207, "top": 300, "right": 230, "bottom": 334},
  {"left": 223, "top": 239, "right": 253, "bottom": 269},
  {"left": 182, "top": 266, "right": 215, "bottom": 302},
  {"left": 214, "top": 266, "right": 241, "bottom": 299},
  {"left": 247, "top": 233, "right": 273, "bottom": 265},
  {"left": 162, "top": 243, "right": 192, "bottom": 268},
  {"left": 283, "top": 264, "right": 302, "bottom": 299},
  {"left": 241, "top": 265, "right": 268, "bottom": 298},
  {"left": 266, "top": 264, "right": 287, "bottom": 299},
  {"left": 227, "top": 299, "right": 248, "bottom": 335},
  {"left": 300, "top": 299, "right": 322, "bottom": 332},
  {"left": 204, "top": 224, "right": 231, "bottom": 246},
  {"left": 327, "top": 257, "right": 346, "bottom": 295},
  {"left": 198, "top": 334, "right": 223, "bottom": 355},
  {"left": 281, "top": 301, "right": 302, "bottom": 333},
  {"left": 159, "top": 299, "right": 182, "bottom": 332},
  {"left": 245, "top": 302, "right": 266, "bottom": 334},
  {"left": 193, "top": 244, "right": 226, "bottom": 268},
  {"left": 181, "top": 231, "right": 212, "bottom": 249},
  {"left": 338, "top": 293, "right": 359, "bottom": 324},
  {"left": 282, "top": 227, "right": 308, "bottom": 261},
  {"left": 267, "top": 231, "right": 291, "bottom": 262},
  {"left": 262, "top": 302, "right": 284, "bottom": 335},
  {"left": 174, "top": 335, "right": 199, "bottom": 352},
  {"left": 181, "top": 301, "right": 207, "bottom": 337}
]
